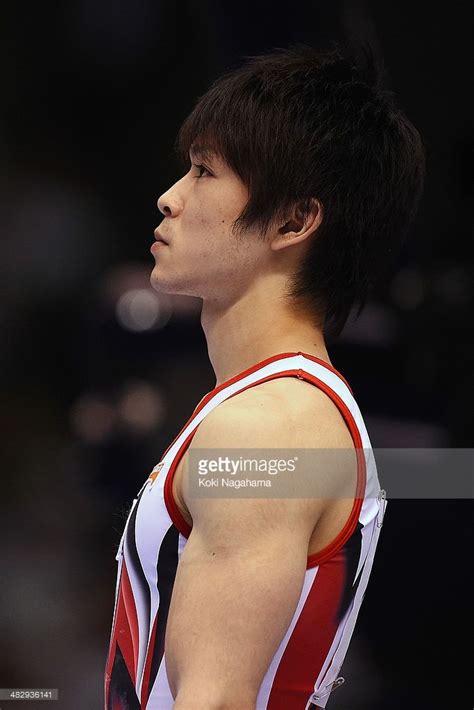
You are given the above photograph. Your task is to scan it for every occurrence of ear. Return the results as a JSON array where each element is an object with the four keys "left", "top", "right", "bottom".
[{"left": 270, "top": 198, "right": 323, "bottom": 252}]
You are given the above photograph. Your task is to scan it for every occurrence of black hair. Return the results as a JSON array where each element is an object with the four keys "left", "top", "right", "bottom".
[{"left": 175, "top": 41, "right": 425, "bottom": 338}]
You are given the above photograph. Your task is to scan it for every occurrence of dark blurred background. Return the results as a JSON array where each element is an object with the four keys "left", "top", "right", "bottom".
[{"left": 1, "top": 1, "right": 472, "bottom": 708}]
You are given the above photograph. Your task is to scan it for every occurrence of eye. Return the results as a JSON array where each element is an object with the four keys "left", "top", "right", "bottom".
[{"left": 192, "top": 163, "right": 212, "bottom": 179}]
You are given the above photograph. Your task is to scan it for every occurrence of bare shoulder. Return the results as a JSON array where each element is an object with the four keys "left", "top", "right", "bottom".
[
  {"left": 182, "top": 377, "right": 357, "bottom": 529},
  {"left": 191, "top": 376, "right": 354, "bottom": 450}
]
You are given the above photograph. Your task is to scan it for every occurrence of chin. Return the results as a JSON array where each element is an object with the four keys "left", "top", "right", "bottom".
[
  {"left": 149, "top": 276, "right": 176, "bottom": 295},
  {"left": 149, "top": 271, "right": 197, "bottom": 298}
]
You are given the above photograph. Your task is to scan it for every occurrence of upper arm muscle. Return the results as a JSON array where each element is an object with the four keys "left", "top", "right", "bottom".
[{"left": 165, "top": 384, "right": 354, "bottom": 703}]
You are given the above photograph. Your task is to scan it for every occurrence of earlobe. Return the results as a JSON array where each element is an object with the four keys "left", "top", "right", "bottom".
[{"left": 271, "top": 232, "right": 311, "bottom": 251}]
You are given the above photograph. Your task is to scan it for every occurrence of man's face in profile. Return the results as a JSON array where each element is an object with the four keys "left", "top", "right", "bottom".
[{"left": 151, "top": 148, "right": 273, "bottom": 305}]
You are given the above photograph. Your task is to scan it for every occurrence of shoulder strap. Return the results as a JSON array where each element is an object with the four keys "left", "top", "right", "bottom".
[{"left": 161, "top": 352, "right": 355, "bottom": 463}]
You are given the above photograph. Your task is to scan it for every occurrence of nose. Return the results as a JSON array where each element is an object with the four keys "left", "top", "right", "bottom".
[
  {"left": 157, "top": 179, "right": 184, "bottom": 217},
  {"left": 157, "top": 193, "right": 172, "bottom": 217}
]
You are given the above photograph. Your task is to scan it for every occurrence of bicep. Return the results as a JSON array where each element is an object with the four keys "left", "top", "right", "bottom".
[
  {"left": 165, "top": 522, "right": 310, "bottom": 703},
  {"left": 164, "top": 396, "right": 339, "bottom": 703}
]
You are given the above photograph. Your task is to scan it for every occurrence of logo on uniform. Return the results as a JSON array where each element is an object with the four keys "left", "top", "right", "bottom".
[{"left": 148, "top": 462, "right": 165, "bottom": 483}]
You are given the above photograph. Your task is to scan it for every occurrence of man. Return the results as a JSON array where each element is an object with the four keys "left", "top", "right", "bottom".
[{"left": 104, "top": 43, "right": 424, "bottom": 709}]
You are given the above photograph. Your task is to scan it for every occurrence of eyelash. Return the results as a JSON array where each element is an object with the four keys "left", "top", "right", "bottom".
[{"left": 192, "top": 163, "right": 211, "bottom": 178}]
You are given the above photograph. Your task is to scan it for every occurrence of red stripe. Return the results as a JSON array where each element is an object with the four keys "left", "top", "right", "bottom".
[
  {"left": 140, "top": 613, "right": 158, "bottom": 706},
  {"left": 121, "top": 561, "right": 140, "bottom": 678},
  {"left": 106, "top": 566, "right": 137, "bottom": 690},
  {"left": 104, "top": 568, "right": 123, "bottom": 705},
  {"left": 267, "top": 551, "right": 347, "bottom": 709}
]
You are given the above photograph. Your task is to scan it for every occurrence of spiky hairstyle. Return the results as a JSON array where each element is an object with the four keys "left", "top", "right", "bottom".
[{"left": 175, "top": 42, "right": 425, "bottom": 337}]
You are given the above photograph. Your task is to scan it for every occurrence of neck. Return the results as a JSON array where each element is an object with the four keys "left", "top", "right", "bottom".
[{"left": 200, "top": 283, "right": 330, "bottom": 388}]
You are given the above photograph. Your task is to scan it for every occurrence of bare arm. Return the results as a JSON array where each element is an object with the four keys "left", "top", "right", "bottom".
[{"left": 165, "top": 390, "right": 335, "bottom": 708}]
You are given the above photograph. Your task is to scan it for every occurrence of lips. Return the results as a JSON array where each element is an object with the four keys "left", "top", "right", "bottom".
[{"left": 154, "top": 228, "right": 168, "bottom": 244}]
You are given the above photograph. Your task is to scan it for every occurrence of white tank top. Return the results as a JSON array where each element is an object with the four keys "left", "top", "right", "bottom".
[{"left": 104, "top": 351, "right": 387, "bottom": 709}]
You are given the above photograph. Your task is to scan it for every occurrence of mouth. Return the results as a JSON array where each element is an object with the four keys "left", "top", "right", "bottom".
[{"left": 154, "top": 228, "right": 169, "bottom": 245}]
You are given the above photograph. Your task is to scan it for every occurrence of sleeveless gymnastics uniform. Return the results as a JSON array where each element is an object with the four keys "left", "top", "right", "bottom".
[{"left": 104, "top": 351, "right": 387, "bottom": 709}]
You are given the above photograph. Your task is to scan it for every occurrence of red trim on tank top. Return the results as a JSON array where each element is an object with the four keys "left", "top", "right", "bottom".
[
  {"left": 163, "top": 365, "right": 365, "bottom": 569},
  {"left": 196, "top": 351, "right": 352, "bottom": 414},
  {"left": 163, "top": 431, "right": 195, "bottom": 538},
  {"left": 159, "top": 352, "right": 351, "bottom": 465},
  {"left": 296, "top": 352, "right": 353, "bottom": 394},
  {"left": 298, "top": 372, "right": 365, "bottom": 567}
]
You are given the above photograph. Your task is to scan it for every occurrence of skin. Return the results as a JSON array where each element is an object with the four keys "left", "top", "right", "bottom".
[
  {"left": 152, "top": 147, "right": 330, "bottom": 383},
  {"left": 151, "top": 149, "right": 354, "bottom": 708}
]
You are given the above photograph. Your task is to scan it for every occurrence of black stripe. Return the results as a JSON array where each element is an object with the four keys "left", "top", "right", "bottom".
[
  {"left": 336, "top": 522, "right": 363, "bottom": 622},
  {"left": 124, "top": 494, "right": 151, "bottom": 661},
  {"left": 108, "top": 643, "right": 141, "bottom": 710},
  {"left": 145, "top": 523, "right": 180, "bottom": 702}
]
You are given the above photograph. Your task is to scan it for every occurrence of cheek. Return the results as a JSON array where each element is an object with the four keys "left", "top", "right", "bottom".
[
  {"left": 183, "top": 199, "right": 217, "bottom": 232},
  {"left": 183, "top": 212, "right": 227, "bottom": 250}
]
